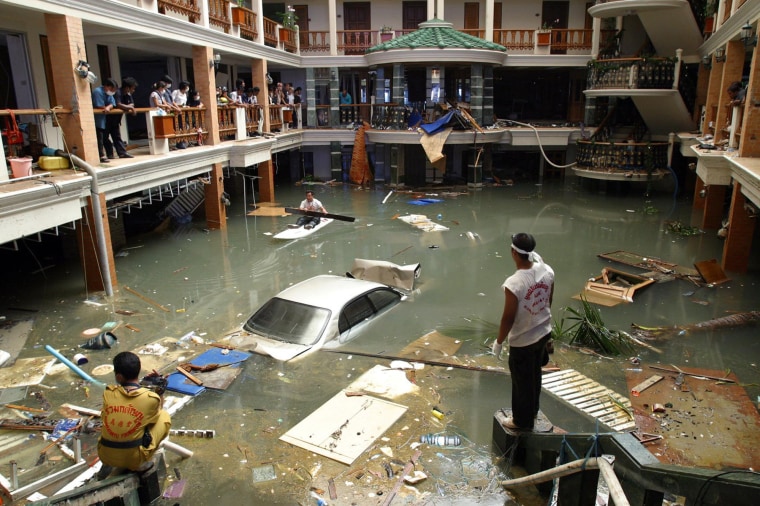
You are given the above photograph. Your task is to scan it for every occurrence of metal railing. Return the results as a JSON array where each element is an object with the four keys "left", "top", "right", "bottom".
[
  {"left": 575, "top": 140, "right": 669, "bottom": 174},
  {"left": 586, "top": 57, "right": 677, "bottom": 90}
]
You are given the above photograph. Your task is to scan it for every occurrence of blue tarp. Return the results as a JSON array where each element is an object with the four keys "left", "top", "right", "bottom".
[{"left": 419, "top": 110, "right": 470, "bottom": 135}]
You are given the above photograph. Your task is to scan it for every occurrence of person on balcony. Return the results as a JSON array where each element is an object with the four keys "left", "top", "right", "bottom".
[
  {"left": 92, "top": 78, "right": 119, "bottom": 164},
  {"left": 160, "top": 75, "right": 182, "bottom": 114},
  {"left": 339, "top": 88, "right": 352, "bottom": 123},
  {"left": 727, "top": 81, "right": 746, "bottom": 107},
  {"left": 104, "top": 77, "right": 137, "bottom": 160},
  {"left": 230, "top": 79, "right": 246, "bottom": 104},
  {"left": 293, "top": 87, "right": 302, "bottom": 127},
  {"left": 149, "top": 81, "right": 172, "bottom": 113}
]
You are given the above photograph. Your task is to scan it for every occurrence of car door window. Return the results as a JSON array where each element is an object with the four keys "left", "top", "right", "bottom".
[
  {"left": 340, "top": 296, "right": 374, "bottom": 332},
  {"left": 367, "top": 289, "right": 400, "bottom": 312}
]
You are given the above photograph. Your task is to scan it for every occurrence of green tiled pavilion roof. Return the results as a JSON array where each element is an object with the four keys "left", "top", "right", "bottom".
[{"left": 366, "top": 18, "right": 507, "bottom": 53}]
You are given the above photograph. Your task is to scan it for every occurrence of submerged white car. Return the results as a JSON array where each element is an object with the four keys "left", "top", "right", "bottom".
[{"left": 229, "top": 274, "right": 405, "bottom": 361}]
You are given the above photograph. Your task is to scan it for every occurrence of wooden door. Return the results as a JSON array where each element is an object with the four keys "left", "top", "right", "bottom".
[
  {"left": 343, "top": 2, "right": 371, "bottom": 55},
  {"left": 494, "top": 2, "right": 502, "bottom": 29},
  {"left": 294, "top": 5, "right": 309, "bottom": 47},
  {"left": 464, "top": 3, "right": 479, "bottom": 30},
  {"left": 543, "top": 1, "right": 569, "bottom": 54},
  {"left": 403, "top": 1, "right": 427, "bottom": 30}
]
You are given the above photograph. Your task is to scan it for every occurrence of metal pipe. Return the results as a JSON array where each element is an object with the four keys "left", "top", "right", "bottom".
[
  {"left": 44, "top": 345, "right": 107, "bottom": 388},
  {"left": 65, "top": 152, "right": 114, "bottom": 296}
]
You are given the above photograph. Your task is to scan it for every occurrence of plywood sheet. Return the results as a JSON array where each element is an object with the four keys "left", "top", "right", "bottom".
[
  {"left": 694, "top": 258, "right": 730, "bottom": 285},
  {"left": 0, "top": 357, "right": 56, "bottom": 388},
  {"left": 133, "top": 337, "right": 191, "bottom": 374},
  {"left": 626, "top": 365, "right": 760, "bottom": 469},
  {"left": 598, "top": 250, "right": 699, "bottom": 278},
  {"left": 280, "top": 367, "right": 408, "bottom": 465},
  {"left": 398, "top": 331, "right": 462, "bottom": 361},
  {"left": 247, "top": 206, "right": 288, "bottom": 217}
]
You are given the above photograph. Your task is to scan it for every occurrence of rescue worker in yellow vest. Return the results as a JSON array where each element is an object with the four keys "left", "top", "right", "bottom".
[{"left": 98, "top": 351, "right": 171, "bottom": 476}]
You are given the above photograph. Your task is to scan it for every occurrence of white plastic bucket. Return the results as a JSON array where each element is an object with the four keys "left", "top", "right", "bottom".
[{"left": 9, "top": 157, "right": 32, "bottom": 178}]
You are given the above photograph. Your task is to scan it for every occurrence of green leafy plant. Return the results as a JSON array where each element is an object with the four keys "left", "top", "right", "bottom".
[
  {"left": 381, "top": 25, "right": 393, "bottom": 33},
  {"left": 276, "top": 5, "right": 299, "bottom": 29},
  {"left": 555, "top": 297, "right": 634, "bottom": 355}
]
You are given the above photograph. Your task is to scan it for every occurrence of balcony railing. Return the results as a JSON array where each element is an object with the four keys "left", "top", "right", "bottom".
[
  {"left": 157, "top": 0, "right": 200, "bottom": 24},
  {"left": 575, "top": 140, "right": 669, "bottom": 174},
  {"left": 586, "top": 57, "right": 677, "bottom": 90},
  {"left": 208, "top": 0, "right": 230, "bottom": 33}
]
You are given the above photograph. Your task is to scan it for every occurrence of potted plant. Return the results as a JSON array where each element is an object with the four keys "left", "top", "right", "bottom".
[
  {"left": 535, "top": 20, "right": 556, "bottom": 46},
  {"left": 277, "top": 5, "right": 298, "bottom": 42},
  {"left": 703, "top": 0, "right": 717, "bottom": 34},
  {"left": 380, "top": 26, "right": 393, "bottom": 42},
  {"left": 231, "top": 0, "right": 247, "bottom": 26}
]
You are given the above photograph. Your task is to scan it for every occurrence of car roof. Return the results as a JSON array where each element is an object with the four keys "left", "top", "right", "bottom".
[{"left": 275, "top": 274, "right": 394, "bottom": 312}]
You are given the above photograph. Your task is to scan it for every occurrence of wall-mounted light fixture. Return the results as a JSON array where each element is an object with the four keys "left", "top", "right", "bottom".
[
  {"left": 715, "top": 47, "right": 726, "bottom": 62},
  {"left": 75, "top": 60, "right": 98, "bottom": 84},
  {"left": 701, "top": 55, "right": 712, "bottom": 68},
  {"left": 699, "top": 185, "right": 709, "bottom": 198},
  {"left": 741, "top": 21, "right": 757, "bottom": 47},
  {"left": 744, "top": 201, "right": 758, "bottom": 218},
  {"left": 210, "top": 53, "right": 221, "bottom": 71}
]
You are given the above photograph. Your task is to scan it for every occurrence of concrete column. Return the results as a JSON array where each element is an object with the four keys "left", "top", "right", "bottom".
[
  {"left": 258, "top": 159, "right": 275, "bottom": 203},
  {"left": 470, "top": 64, "right": 484, "bottom": 127},
  {"left": 483, "top": 66, "right": 494, "bottom": 127},
  {"left": 722, "top": 182, "right": 756, "bottom": 272},
  {"left": 738, "top": 43, "right": 759, "bottom": 157},
  {"left": 392, "top": 64, "right": 405, "bottom": 105},
  {"left": 714, "top": 40, "right": 744, "bottom": 144},
  {"left": 329, "top": 0, "right": 338, "bottom": 56},
  {"left": 701, "top": 184, "right": 726, "bottom": 230},
  {"left": 591, "top": 17, "right": 601, "bottom": 58},
  {"left": 330, "top": 141, "right": 342, "bottom": 181},
  {"left": 78, "top": 193, "right": 117, "bottom": 292},
  {"left": 44, "top": 14, "right": 99, "bottom": 164},
  {"left": 192, "top": 45, "right": 220, "bottom": 145},
  {"left": 306, "top": 67, "right": 316, "bottom": 128},
  {"left": 485, "top": 0, "right": 494, "bottom": 42},
  {"left": 390, "top": 144, "right": 402, "bottom": 186},
  {"left": 427, "top": 0, "right": 435, "bottom": 19},
  {"left": 204, "top": 163, "right": 227, "bottom": 231},
  {"left": 252, "top": 58, "right": 270, "bottom": 133},
  {"left": 467, "top": 149, "right": 483, "bottom": 188},
  {"left": 330, "top": 67, "right": 340, "bottom": 126}
]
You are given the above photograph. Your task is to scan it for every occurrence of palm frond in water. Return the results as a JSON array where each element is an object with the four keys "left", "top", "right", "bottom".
[{"left": 558, "top": 297, "right": 634, "bottom": 355}]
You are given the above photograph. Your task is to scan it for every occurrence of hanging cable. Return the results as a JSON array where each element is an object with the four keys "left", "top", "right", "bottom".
[{"left": 503, "top": 119, "right": 578, "bottom": 169}]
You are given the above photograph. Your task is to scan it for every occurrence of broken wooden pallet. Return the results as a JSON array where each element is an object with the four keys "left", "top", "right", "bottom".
[{"left": 542, "top": 369, "right": 636, "bottom": 432}]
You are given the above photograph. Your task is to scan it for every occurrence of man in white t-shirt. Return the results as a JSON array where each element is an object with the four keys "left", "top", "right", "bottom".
[{"left": 492, "top": 233, "right": 554, "bottom": 431}]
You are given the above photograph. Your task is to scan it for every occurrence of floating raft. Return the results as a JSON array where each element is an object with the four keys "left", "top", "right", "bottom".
[
  {"left": 542, "top": 369, "right": 636, "bottom": 432},
  {"left": 398, "top": 214, "right": 449, "bottom": 232}
]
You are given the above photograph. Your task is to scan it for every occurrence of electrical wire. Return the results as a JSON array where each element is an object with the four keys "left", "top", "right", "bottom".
[{"left": 501, "top": 119, "right": 578, "bottom": 169}]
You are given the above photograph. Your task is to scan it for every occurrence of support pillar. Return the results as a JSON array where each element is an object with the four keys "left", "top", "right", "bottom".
[
  {"left": 192, "top": 45, "right": 220, "bottom": 144},
  {"left": 722, "top": 182, "right": 756, "bottom": 272},
  {"left": 470, "top": 64, "right": 484, "bottom": 127},
  {"left": 258, "top": 159, "right": 275, "bottom": 203},
  {"left": 390, "top": 144, "right": 403, "bottom": 186},
  {"left": 204, "top": 163, "right": 227, "bottom": 231},
  {"left": 467, "top": 149, "right": 483, "bottom": 188},
  {"left": 700, "top": 183, "right": 726, "bottom": 230},
  {"left": 330, "top": 141, "right": 342, "bottom": 181},
  {"left": 252, "top": 58, "right": 270, "bottom": 133},
  {"left": 44, "top": 14, "right": 99, "bottom": 164},
  {"left": 78, "top": 193, "right": 117, "bottom": 292},
  {"left": 306, "top": 67, "right": 316, "bottom": 128}
]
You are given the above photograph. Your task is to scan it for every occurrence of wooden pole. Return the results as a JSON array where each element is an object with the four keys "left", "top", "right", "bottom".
[
  {"left": 123, "top": 285, "right": 170, "bottom": 312},
  {"left": 321, "top": 349, "right": 509, "bottom": 375}
]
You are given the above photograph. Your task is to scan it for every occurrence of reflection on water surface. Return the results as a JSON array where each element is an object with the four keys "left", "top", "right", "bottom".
[{"left": 1, "top": 180, "right": 759, "bottom": 504}]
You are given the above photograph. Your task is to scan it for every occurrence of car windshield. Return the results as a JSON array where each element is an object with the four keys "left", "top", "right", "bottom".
[{"left": 243, "top": 297, "right": 330, "bottom": 346}]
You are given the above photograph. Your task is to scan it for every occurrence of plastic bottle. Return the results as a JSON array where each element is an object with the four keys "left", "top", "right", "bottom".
[
  {"left": 436, "top": 213, "right": 443, "bottom": 220},
  {"left": 420, "top": 434, "right": 461, "bottom": 446}
]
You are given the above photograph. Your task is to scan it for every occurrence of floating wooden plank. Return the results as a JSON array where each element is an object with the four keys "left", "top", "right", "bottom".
[
  {"left": 598, "top": 250, "right": 699, "bottom": 278},
  {"left": 694, "top": 258, "right": 730, "bottom": 285},
  {"left": 630, "top": 375, "right": 663, "bottom": 396},
  {"left": 542, "top": 369, "right": 636, "bottom": 432},
  {"left": 398, "top": 331, "right": 462, "bottom": 361}
]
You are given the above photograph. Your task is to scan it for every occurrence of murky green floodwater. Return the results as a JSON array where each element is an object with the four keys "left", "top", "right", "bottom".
[{"left": 1, "top": 176, "right": 759, "bottom": 504}]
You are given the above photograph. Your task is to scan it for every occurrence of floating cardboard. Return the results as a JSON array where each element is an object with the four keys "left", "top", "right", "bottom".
[
  {"left": 398, "top": 331, "right": 462, "bottom": 361},
  {"left": 398, "top": 214, "right": 449, "bottom": 232},
  {"left": 0, "top": 319, "right": 33, "bottom": 366},
  {"left": 133, "top": 337, "right": 191, "bottom": 374},
  {"left": 626, "top": 365, "right": 760, "bottom": 470},
  {"left": 280, "top": 366, "right": 408, "bottom": 465},
  {"left": 350, "top": 258, "right": 421, "bottom": 292},
  {"left": 0, "top": 357, "right": 56, "bottom": 388}
]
